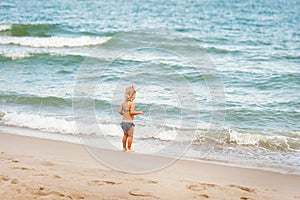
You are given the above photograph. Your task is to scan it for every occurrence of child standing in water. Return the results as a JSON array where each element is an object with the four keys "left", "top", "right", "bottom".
[{"left": 118, "top": 86, "right": 143, "bottom": 152}]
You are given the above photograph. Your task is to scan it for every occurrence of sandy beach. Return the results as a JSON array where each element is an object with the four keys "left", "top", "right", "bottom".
[
  {"left": 1, "top": 0, "right": 299, "bottom": 199},
  {"left": 0, "top": 131, "right": 299, "bottom": 200}
]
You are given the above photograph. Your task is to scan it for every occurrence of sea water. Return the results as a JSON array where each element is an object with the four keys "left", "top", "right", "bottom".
[{"left": 0, "top": 0, "right": 299, "bottom": 173}]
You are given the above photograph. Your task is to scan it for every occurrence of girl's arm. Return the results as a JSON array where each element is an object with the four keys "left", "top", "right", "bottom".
[{"left": 129, "top": 102, "right": 143, "bottom": 115}]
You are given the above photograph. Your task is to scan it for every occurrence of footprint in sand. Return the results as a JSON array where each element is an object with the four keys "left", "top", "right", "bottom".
[
  {"left": 12, "top": 166, "right": 32, "bottom": 171},
  {"left": 195, "top": 194, "right": 210, "bottom": 199},
  {"left": 88, "top": 180, "right": 120, "bottom": 186},
  {"left": 187, "top": 183, "right": 216, "bottom": 199},
  {"left": 136, "top": 178, "right": 158, "bottom": 184},
  {"left": 27, "top": 186, "right": 84, "bottom": 199},
  {"left": 53, "top": 175, "right": 61, "bottom": 179},
  {"left": 188, "top": 184, "right": 205, "bottom": 191},
  {"left": 10, "top": 178, "right": 19, "bottom": 184},
  {"left": 0, "top": 176, "right": 19, "bottom": 185},
  {"left": 228, "top": 184, "right": 255, "bottom": 193},
  {"left": 240, "top": 197, "right": 251, "bottom": 200},
  {"left": 147, "top": 180, "right": 158, "bottom": 184},
  {"left": 32, "top": 173, "right": 61, "bottom": 179},
  {"left": 129, "top": 189, "right": 159, "bottom": 199},
  {"left": 34, "top": 187, "right": 65, "bottom": 197},
  {"left": 33, "top": 173, "right": 48, "bottom": 177},
  {"left": 187, "top": 183, "right": 216, "bottom": 191},
  {"left": 0, "top": 175, "right": 10, "bottom": 182},
  {"left": 3, "top": 157, "right": 19, "bottom": 162},
  {"left": 68, "top": 194, "right": 85, "bottom": 199}
]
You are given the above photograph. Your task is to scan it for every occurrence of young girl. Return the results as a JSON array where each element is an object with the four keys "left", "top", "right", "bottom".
[{"left": 118, "top": 86, "right": 143, "bottom": 152}]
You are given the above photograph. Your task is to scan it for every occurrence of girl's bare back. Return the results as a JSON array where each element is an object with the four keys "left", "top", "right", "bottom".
[{"left": 120, "top": 101, "right": 135, "bottom": 122}]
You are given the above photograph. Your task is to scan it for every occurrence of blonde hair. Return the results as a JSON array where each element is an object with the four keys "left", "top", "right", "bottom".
[{"left": 125, "top": 86, "right": 136, "bottom": 101}]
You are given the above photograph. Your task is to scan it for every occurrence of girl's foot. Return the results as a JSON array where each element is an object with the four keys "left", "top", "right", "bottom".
[
  {"left": 122, "top": 148, "right": 127, "bottom": 152},
  {"left": 127, "top": 149, "right": 134, "bottom": 152}
]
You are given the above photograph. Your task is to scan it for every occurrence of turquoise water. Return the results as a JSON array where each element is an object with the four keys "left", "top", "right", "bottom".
[{"left": 0, "top": 0, "right": 299, "bottom": 173}]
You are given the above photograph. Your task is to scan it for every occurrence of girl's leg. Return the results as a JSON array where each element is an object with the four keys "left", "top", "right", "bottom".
[
  {"left": 122, "top": 131, "right": 128, "bottom": 151},
  {"left": 127, "top": 126, "right": 134, "bottom": 150}
]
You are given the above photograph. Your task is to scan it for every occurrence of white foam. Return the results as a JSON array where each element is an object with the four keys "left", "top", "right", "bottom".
[
  {"left": 0, "top": 24, "right": 12, "bottom": 31},
  {"left": 2, "top": 112, "right": 77, "bottom": 134},
  {"left": 0, "top": 36, "right": 111, "bottom": 48},
  {"left": 0, "top": 51, "right": 32, "bottom": 60},
  {"left": 229, "top": 129, "right": 260, "bottom": 145},
  {"left": 0, "top": 44, "right": 36, "bottom": 60},
  {"left": 99, "top": 123, "right": 123, "bottom": 137},
  {"left": 0, "top": 46, "right": 91, "bottom": 60},
  {"left": 228, "top": 129, "right": 291, "bottom": 150}
]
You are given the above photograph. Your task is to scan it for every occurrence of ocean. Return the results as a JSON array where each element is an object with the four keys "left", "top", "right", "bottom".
[{"left": 0, "top": 0, "right": 299, "bottom": 173}]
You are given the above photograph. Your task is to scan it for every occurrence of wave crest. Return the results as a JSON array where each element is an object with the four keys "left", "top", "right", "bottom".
[
  {"left": 0, "top": 24, "right": 12, "bottom": 32},
  {"left": 0, "top": 36, "right": 111, "bottom": 48}
]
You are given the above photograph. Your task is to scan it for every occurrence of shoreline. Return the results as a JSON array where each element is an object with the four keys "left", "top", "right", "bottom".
[
  {"left": 1, "top": 130, "right": 300, "bottom": 199},
  {"left": 1, "top": 124, "right": 300, "bottom": 175}
]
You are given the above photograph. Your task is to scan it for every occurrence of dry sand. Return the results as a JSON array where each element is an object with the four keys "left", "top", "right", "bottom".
[{"left": 0, "top": 131, "right": 300, "bottom": 200}]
